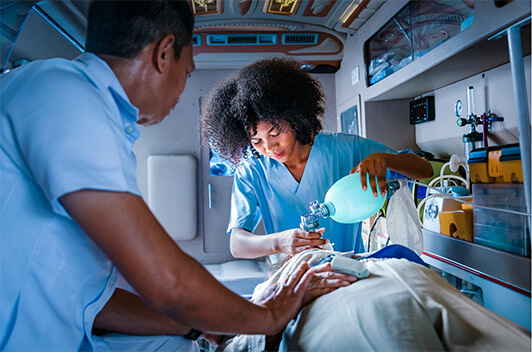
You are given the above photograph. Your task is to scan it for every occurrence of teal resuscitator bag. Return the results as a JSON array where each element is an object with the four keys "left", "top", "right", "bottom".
[{"left": 323, "top": 172, "right": 386, "bottom": 223}]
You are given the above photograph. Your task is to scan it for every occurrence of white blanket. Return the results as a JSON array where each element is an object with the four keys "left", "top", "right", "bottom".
[{"left": 218, "top": 250, "right": 531, "bottom": 351}]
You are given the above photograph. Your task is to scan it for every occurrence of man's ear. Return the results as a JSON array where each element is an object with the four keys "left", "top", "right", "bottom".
[{"left": 153, "top": 34, "right": 175, "bottom": 73}]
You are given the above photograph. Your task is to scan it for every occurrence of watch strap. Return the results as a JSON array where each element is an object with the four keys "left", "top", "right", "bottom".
[{"left": 184, "top": 328, "right": 202, "bottom": 340}]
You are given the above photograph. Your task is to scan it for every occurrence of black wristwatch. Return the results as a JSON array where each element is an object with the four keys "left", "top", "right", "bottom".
[{"left": 184, "top": 328, "right": 202, "bottom": 340}]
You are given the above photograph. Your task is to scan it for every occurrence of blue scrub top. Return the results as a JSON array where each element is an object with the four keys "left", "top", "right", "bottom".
[
  {"left": 228, "top": 133, "right": 397, "bottom": 254},
  {"left": 1, "top": 53, "right": 141, "bottom": 350}
]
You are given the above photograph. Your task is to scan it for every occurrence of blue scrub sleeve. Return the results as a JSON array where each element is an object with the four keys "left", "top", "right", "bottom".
[{"left": 228, "top": 169, "right": 262, "bottom": 234}]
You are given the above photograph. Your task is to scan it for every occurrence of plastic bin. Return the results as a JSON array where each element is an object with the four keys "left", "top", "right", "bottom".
[{"left": 472, "top": 183, "right": 529, "bottom": 257}]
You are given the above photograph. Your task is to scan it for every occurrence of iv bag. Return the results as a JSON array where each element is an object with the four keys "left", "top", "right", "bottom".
[{"left": 324, "top": 173, "right": 385, "bottom": 223}]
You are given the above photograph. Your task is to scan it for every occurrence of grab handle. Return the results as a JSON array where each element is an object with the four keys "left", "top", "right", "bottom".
[{"left": 208, "top": 184, "right": 213, "bottom": 209}]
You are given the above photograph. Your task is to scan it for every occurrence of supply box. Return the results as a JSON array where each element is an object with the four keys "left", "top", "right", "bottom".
[
  {"left": 468, "top": 144, "right": 529, "bottom": 257},
  {"left": 468, "top": 144, "right": 523, "bottom": 184}
]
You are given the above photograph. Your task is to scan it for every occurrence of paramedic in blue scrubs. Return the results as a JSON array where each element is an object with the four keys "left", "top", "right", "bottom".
[
  {"left": 0, "top": 2, "right": 339, "bottom": 351},
  {"left": 201, "top": 58, "right": 433, "bottom": 261}
]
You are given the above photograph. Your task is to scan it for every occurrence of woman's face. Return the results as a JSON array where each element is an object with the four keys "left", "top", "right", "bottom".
[{"left": 250, "top": 121, "right": 301, "bottom": 163}]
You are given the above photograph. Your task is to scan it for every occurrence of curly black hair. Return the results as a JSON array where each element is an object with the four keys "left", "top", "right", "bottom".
[{"left": 200, "top": 58, "right": 325, "bottom": 165}]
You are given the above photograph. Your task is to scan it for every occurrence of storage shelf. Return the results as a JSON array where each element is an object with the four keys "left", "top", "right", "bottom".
[
  {"left": 423, "top": 229, "right": 530, "bottom": 293},
  {"left": 364, "top": 1, "right": 531, "bottom": 102}
]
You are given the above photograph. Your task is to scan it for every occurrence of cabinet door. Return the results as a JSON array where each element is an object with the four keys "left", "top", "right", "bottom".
[
  {"left": 200, "top": 145, "right": 266, "bottom": 257},
  {"left": 201, "top": 147, "right": 234, "bottom": 254}
]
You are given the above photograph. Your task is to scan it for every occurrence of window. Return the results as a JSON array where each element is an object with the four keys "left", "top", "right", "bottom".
[
  {"left": 340, "top": 105, "right": 359, "bottom": 135},
  {"left": 209, "top": 149, "right": 236, "bottom": 177}
]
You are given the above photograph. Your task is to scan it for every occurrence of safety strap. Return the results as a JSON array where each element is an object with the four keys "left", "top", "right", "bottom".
[{"left": 362, "top": 244, "right": 426, "bottom": 266}]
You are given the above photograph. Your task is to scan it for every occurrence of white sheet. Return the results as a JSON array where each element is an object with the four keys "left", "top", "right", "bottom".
[{"left": 217, "top": 250, "right": 531, "bottom": 352}]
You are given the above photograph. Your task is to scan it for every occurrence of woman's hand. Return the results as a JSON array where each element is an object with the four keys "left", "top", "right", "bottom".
[
  {"left": 302, "top": 262, "right": 358, "bottom": 305},
  {"left": 274, "top": 228, "right": 329, "bottom": 256},
  {"left": 351, "top": 153, "right": 389, "bottom": 197},
  {"left": 351, "top": 153, "right": 433, "bottom": 197}
]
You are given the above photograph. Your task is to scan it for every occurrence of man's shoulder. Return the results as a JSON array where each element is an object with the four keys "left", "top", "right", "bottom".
[
  {"left": 29, "top": 58, "right": 111, "bottom": 109},
  {"left": 3, "top": 63, "right": 88, "bottom": 108},
  {"left": 20, "top": 56, "right": 103, "bottom": 93},
  {"left": 22, "top": 57, "right": 82, "bottom": 80},
  {"left": 2, "top": 57, "right": 120, "bottom": 131}
]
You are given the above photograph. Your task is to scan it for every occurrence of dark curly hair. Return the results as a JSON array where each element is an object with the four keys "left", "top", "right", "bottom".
[{"left": 201, "top": 58, "right": 324, "bottom": 165}]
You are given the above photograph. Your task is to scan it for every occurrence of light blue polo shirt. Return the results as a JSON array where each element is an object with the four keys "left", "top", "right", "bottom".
[
  {"left": 228, "top": 133, "right": 398, "bottom": 255},
  {"left": 0, "top": 53, "right": 142, "bottom": 350}
]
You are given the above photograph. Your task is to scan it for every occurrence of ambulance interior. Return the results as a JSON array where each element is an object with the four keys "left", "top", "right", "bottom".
[{"left": 2, "top": 0, "right": 530, "bottom": 339}]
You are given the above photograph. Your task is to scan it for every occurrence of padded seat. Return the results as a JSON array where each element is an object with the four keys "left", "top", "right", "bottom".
[{"left": 205, "top": 260, "right": 269, "bottom": 298}]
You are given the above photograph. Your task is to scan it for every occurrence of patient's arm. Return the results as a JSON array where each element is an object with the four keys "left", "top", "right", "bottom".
[
  {"left": 204, "top": 261, "right": 356, "bottom": 348},
  {"left": 239, "top": 254, "right": 358, "bottom": 351},
  {"left": 263, "top": 262, "right": 358, "bottom": 350},
  {"left": 256, "top": 252, "right": 359, "bottom": 307}
]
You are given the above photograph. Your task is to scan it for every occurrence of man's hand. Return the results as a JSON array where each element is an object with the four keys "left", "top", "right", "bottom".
[
  {"left": 303, "top": 262, "right": 358, "bottom": 305},
  {"left": 251, "top": 262, "right": 315, "bottom": 335},
  {"left": 274, "top": 228, "right": 329, "bottom": 256},
  {"left": 61, "top": 190, "right": 312, "bottom": 335}
]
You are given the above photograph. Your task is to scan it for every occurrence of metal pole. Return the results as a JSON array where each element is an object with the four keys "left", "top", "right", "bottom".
[{"left": 507, "top": 23, "right": 531, "bottom": 234}]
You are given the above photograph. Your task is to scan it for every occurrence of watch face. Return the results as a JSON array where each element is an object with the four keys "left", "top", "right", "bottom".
[{"left": 455, "top": 100, "right": 463, "bottom": 117}]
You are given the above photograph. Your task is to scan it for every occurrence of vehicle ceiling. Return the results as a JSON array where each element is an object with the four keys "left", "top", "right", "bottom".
[{"left": 1, "top": 0, "right": 386, "bottom": 72}]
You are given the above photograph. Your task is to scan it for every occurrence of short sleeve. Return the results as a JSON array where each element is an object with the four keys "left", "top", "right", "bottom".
[
  {"left": 352, "top": 135, "right": 402, "bottom": 178},
  {"left": 363, "top": 141, "right": 416, "bottom": 180},
  {"left": 227, "top": 167, "right": 262, "bottom": 234},
  {"left": 355, "top": 135, "right": 398, "bottom": 158}
]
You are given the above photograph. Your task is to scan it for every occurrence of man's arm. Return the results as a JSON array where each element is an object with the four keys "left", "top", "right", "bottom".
[
  {"left": 93, "top": 288, "right": 191, "bottom": 336},
  {"left": 61, "top": 190, "right": 313, "bottom": 336}
]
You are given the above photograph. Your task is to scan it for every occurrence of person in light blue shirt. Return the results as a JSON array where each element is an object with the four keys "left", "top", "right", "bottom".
[
  {"left": 201, "top": 58, "right": 433, "bottom": 262},
  {"left": 1, "top": 2, "right": 324, "bottom": 351}
]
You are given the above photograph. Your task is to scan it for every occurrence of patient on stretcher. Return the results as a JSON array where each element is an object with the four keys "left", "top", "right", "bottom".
[{"left": 214, "top": 246, "right": 531, "bottom": 352}]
